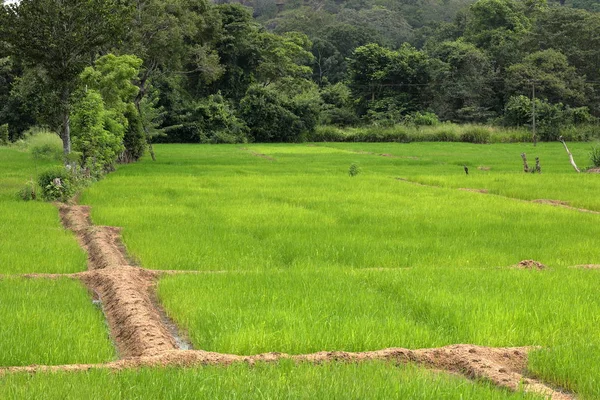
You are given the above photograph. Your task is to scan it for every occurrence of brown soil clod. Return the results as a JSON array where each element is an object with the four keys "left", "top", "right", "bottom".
[{"left": 513, "top": 260, "right": 547, "bottom": 270}]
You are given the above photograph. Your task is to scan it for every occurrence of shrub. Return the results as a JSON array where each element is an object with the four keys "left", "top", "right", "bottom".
[
  {"left": 189, "top": 93, "right": 249, "bottom": 144},
  {"left": 240, "top": 84, "right": 320, "bottom": 142},
  {"left": 590, "top": 144, "right": 600, "bottom": 168},
  {"left": 27, "top": 130, "right": 63, "bottom": 161},
  {"left": 121, "top": 106, "right": 146, "bottom": 163},
  {"left": 308, "top": 126, "right": 347, "bottom": 142},
  {"left": 18, "top": 179, "right": 37, "bottom": 201},
  {"left": 348, "top": 163, "right": 360, "bottom": 177},
  {"left": 459, "top": 126, "right": 491, "bottom": 144},
  {"left": 37, "top": 167, "right": 76, "bottom": 202},
  {"left": 0, "top": 124, "right": 8, "bottom": 145},
  {"left": 405, "top": 112, "right": 440, "bottom": 127}
]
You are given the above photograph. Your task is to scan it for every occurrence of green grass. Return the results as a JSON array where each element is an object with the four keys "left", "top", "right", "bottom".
[
  {"left": 0, "top": 147, "right": 86, "bottom": 274},
  {"left": 319, "top": 141, "right": 600, "bottom": 210},
  {"left": 81, "top": 144, "right": 600, "bottom": 271},
  {"left": 0, "top": 277, "right": 115, "bottom": 366},
  {"left": 0, "top": 361, "right": 537, "bottom": 399},
  {"left": 79, "top": 143, "right": 600, "bottom": 398},
  {"left": 157, "top": 268, "right": 600, "bottom": 398}
]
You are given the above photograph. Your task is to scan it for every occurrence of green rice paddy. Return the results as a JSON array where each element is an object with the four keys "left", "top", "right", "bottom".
[
  {"left": 0, "top": 147, "right": 86, "bottom": 274},
  {"left": 4, "top": 142, "right": 599, "bottom": 398},
  {"left": 0, "top": 277, "right": 115, "bottom": 366},
  {"left": 0, "top": 361, "right": 537, "bottom": 399}
]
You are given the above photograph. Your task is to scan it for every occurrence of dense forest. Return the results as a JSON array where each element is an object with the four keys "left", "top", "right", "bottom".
[{"left": 1, "top": 0, "right": 600, "bottom": 173}]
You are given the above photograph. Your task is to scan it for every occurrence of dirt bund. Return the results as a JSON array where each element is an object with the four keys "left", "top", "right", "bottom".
[
  {"left": 531, "top": 199, "right": 600, "bottom": 215},
  {"left": 59, "top": 204, "right": 178, "bottom": 357},
  {"left": 0, "top": 345, "right": 571, "bottom": 399},
  {"left": 79, "top": 268, "right": 178, "bottom": 357},
  {"left": 45, "top": 203, "right": 573, "bottom": 399}
]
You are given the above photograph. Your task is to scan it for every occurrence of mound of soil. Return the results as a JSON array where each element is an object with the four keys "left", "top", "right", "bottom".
[
  {"left": 80, "top": 268, "right": 178, "bottom": 358},
  {"left": 587, "top": 167, "right": 600, "bottom": 173},
  {"left": 514, "top": 260, "right": 547, "bottom": 270}
]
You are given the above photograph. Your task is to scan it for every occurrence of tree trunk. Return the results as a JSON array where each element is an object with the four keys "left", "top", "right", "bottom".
[
  {"left": 559, "top": 136, "right": 581, "bottom": 173},
  {"left": 134, "top": 73, "right": 156, "bottom": 162},
  {"left": 61, "top": 87, "right": 72, "bottom": 157}
]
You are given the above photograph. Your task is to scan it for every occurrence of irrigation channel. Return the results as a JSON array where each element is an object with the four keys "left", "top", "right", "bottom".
[{"left": 0, "top": 202, "right": 574, "bottom": 400}]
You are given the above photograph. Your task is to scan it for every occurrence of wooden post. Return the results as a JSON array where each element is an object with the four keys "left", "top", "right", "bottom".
[
  {"left": 559, "top": 136, "right": 580, "bottom": 173},
  {"left": 521, "top": 153, "right": 529, "bottom": 173}
]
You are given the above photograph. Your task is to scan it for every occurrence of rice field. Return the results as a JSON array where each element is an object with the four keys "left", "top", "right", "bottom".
[
  {"left": 3, "top": 142, "right": 600, "bottom": 398},
  {"left": 76, "top": 142, "right": 600, "bottom": 398},
  {"left": 0, "top": 277, "right": 115, "bottom": 366},
  {"left": 0, "top": 147, "right": 86, "bottom": 274},
  {"left": 80, "top": 143, "right": 600, "bottom": 271},
  {"left": 0, "top": 362, "right": 536, "bottom": 399}
]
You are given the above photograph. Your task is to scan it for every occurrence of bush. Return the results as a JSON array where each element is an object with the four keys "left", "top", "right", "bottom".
[
  {"left": 405, "top": 112, "right": 440, "bottom": 127},
  {"left": 18, "top": 180, "right": 37, "bottom": 201},
  {"left": 590, "top": 144, "right": 600, "bottom": 168},
  {"left": 27, "top": 130, "right": 63, "bottom": 161},
  {"left": 37, "top": 167, "right": 76, "bottom": 202},
  {"left": 193, "top": 94, "right": 249, "bottom": 144},
  {"left": 121, "top": 106, "right": 146, "bottom": 163},
  {"left": 459, "top": 126, "right": 491, "bottom": 144},
  {"left": 0, "top": 124, "right": 8, "bottom": 145},
  {"left": 240, "top": 84, "right": 320, "bottom": 142},
  {"left": 309, "top": 126, "right": 347, "bottom": 142}
]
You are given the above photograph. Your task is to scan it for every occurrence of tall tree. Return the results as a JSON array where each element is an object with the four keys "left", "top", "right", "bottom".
[{"left": 0, "top": 0, "right": 131, "bottom": 156}]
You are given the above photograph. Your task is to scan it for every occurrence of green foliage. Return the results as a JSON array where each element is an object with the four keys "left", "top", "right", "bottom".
[
  {"left": 504, "top": 95, "right": 593, "bottom": 141},
  {"left": 348, "top": 43, "right": 431, "bottom": 119},
  {"left": 0, "top": 0, "right": 133, "bottom": 154},
  {"left": 589, "top": 144, "right": 600, "bottom": 168},
  {"left": 405, "top": 112, "right": 441, "bottom": 127},
  {"left": 320, "top": 83, "right": 359, "bottom": 127},
  {"left": 0, "top": 123, "right": 8, "bottom": 144},
  {"left": 240, "top": 82, "right": 321, "bottom": 142},
  {"left": 426, "top": 40, "right": 497, "bottom": 122},
  {"left": 348, "top": 162, "right": 361, "bottom": 177},
  {"left": 458, "top": 126, "right": 491, "bottom": 143},
  {"left": 122, "top": 105, "right": 146, "bottom": 162},
  {"left": 71, "top": 90, "right": 124, "bottom": 174},
  {"left": 27, "top": 130, "right": 63, "bottom": 161},
  {"left": 17, "top": 179, "right": 37, "bottom": 201},
  {"left": 37, "top": 167, "right": 75, "bottom": 202},
  {"left": 80, "top": 54, "right": 142, "bottom": 114},
  {"left": 505, "top": 50, "right": 588, "bottom": 106},
  {"left": 192, "top": 93, "right": 249, "bottom": 144}
]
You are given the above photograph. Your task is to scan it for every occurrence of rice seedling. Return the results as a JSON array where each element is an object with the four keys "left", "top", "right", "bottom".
[
  {"left": 0, "top": 361, "right": 538, "bottom": 399},
  {"left": 0, "top": 277, "right": 115, "bottom": 366}
]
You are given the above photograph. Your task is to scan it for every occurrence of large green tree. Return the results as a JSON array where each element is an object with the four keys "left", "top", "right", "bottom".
[{"left": 0, "top": 0, "right": 131, "bottom": 156}]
